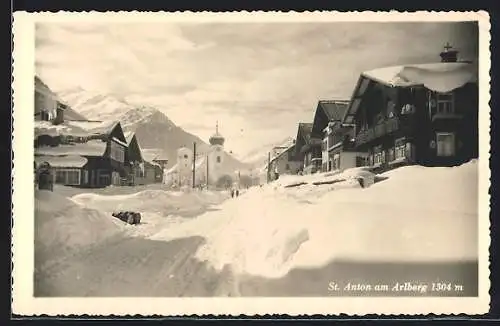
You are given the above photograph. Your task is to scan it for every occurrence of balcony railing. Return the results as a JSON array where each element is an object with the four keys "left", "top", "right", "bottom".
[{"left": 355, "top": 117, "right": 401, "bottom": 147}]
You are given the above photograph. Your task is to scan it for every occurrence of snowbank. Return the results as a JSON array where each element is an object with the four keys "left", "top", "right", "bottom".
[
  {"left": 70, "top": 189, "right": 230, "bottom": 238},
  {"left": 149, "top": 161, "right": 478, "bottom": 278},
  {"left": 35, "top": 190, "right": 122, "bottom": 266}
]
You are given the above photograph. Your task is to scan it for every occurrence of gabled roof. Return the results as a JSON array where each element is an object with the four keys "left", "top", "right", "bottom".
[
  {"left": 297, "top": 122, "right": 313, "bottom": 143},
  {"left": 269, "top": 144, "right": 295, "bottom": 164},
  {"left": 342, "top": 61, "right": 478, "bottom": 125},
  {"left": 361, "top": 62, "right": 477, "bottom": 88},
  {"left": 317, "top": 100, "right": 350, "bottom": 121},
  {"left": 312, "top": 100, "right": 350, "bottom": 136}
]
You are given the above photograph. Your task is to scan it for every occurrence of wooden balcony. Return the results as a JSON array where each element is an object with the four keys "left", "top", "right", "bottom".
[{"left": 355, "top": 117, "right": 401, "bottom": 147}]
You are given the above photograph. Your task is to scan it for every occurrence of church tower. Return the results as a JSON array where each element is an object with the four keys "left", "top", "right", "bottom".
[{"left": 207, "top": 121, "right": 225, "bottom": 183}]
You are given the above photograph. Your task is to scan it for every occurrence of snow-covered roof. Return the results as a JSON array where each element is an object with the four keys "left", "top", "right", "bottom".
[
  {"left": 342, "top": 61, "right": 478, "bottom": 125},
  {"left": 34, "top": 119, "right": 120, "bottom": 138},
  {"left": 269, "top": 144, "right": 296, "bottom": 164},
  {"left": 35, "top": 140, "right": 107, "bottom": 157},
  {"left": 361, "top": 62, "right": 477, "bottom": 91},
  {"left": 35, "top": 155, "right": 88, "bottom": 168}
]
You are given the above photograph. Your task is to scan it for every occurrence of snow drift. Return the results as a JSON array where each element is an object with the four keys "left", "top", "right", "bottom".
[
  {"left": 35, "top": 190, "right": 122, "bottom": 267},
  {"left": 149, "top": 161, "right": 478, "bottom": 278},
  {"left": 70, "top": 189, "right": 230, "bottom": 238}
]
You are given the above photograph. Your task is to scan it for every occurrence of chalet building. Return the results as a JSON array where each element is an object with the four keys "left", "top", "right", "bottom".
[
  {"left": 34, "top": 76, "right": 87, "bottom": 123},
  {"left": 124, "top": 132, "right": 166, "bottom": 185},
  {"left": 342, "top": 44, "right": 478, "bottom": 172},
  {"left": 267, "top": 143, "right": 302, "bottom": 181},
  {"left": 310, "top": 99, "right": 366, "bottom": 173},
  {"left": 35, "top": 76, "right": 59, "bottom": 122},
  {"left": 294, "top": 122, "right": 321, "bottom": 174},
  {"left": 35, "top": 121, "right": 128, "bottom": 188}
]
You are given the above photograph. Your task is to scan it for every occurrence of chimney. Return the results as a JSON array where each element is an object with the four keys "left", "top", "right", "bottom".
[
  {"left": 439, "top": 42, "right": 458, "bottom": 63},
  {"left": 52, "top": 102, "right": 65, "bottom": 125}
]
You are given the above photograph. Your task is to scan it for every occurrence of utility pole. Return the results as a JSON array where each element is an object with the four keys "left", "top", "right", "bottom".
[
  {"left": 267, "top": 151, "right": 271, "bottom": 184},
  {"left": 206, "top": 154, "right": 209, "bottom": 190},
  {"left": 192, "top": 142, "right": 196, "bottom": 188}
]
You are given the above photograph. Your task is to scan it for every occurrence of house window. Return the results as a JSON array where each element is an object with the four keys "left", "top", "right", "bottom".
[
  {"left": 285, "top": 163, "right": 290, "bottom": 171},
  {"left": 83, "top": 170, "right": 89, "bottom": 184},
  {"left": 356, "top": 156, "right": 366, "bottom": 167},
  {"left": 394, "top": 138, "right": 406, "bottom": 160},
  {"left": 54, "top": 168, "right": 80, "bottom": 186},
  {"left": 97, "top": 170, "right": 110, "bottom": 186},
  {"left": 436, "top": 93, "right": 454, "bottom": 114},
  {"left": 436, "top": 132, "right": 456, "bottom": 157},
  {"left": 374, "top": 150, "right": 385, "bottom": 165},
  {"left": 110, "top": 140, "right": 125, "bottom": 163}
]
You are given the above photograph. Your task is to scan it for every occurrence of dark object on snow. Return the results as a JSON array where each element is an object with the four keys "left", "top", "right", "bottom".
[
  {"left": 236, "top": 189, "right": 239, "bottom": 197},
  {"left": 112, "top": 211, "right": 142, "bottom": 225},
  {"left": 37, "top": 162, "right": 54, "bottom": 191},
  {"left": 358, "top": 178, "right": 365, "bottom": 188},
  {"left": 284, "top": 182, "right": 307, "bottom": 188},
  {"left": 312, "top": 178, "right": 346, "bottom": 186},
  {"left": 231, "top": 189, "right": 235, "bottom": 198}
]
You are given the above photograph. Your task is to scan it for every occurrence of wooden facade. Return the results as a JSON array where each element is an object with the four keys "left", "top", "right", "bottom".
[
  {"left": 309, "top": 100, "right": 364, "bottom": 173},
  {"left": 294, "top": 122, "right": 321, "bottom": 174},
  {"left": 343, "top": 61, "right": 478, "bottom": 172},
  {"left": 35, "top": 122, "right": 129, "bottom": 188}
]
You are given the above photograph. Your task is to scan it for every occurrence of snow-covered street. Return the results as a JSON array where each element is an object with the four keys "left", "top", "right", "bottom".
[{"left": 34, "top": 161, "right": 479, "bottom": 297}]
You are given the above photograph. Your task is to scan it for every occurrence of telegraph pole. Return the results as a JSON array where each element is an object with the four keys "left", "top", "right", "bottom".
[
  {"left": 206, "top": 154, "right": 209, "bottom": 190},
  {"left": 192, "top": 142, "right": 196, "bottom": 188}
]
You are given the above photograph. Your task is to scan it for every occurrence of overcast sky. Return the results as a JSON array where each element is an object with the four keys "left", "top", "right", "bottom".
[{"left": 35, "top": 21, "right": 478, "bottom": 157}]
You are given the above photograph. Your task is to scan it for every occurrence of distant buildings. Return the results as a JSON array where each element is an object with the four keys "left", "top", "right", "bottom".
[{"left": 267, "top": 143, "right": 302, "bottom": 182}]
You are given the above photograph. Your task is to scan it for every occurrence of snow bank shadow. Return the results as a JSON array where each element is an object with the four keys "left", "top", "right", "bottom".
[{"left": 237, "top": 259, "right": 478, "bottom": 297}]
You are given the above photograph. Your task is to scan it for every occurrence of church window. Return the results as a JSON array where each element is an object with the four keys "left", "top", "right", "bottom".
[{"left": 216, "top": 156, "right": 221, "bottom": 163}]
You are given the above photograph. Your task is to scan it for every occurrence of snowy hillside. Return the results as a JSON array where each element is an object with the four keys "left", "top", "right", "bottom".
[
  {"left": 56, "top": 87, "right": 250, "bottom": 172},
  {"left": 57, "top": 87, "right": 133, "bottom": 122}
]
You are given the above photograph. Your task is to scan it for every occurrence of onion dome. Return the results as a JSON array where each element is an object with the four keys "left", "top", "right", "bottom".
[{"left": 209, "top": 121, "right": 225, "bottom": 146}]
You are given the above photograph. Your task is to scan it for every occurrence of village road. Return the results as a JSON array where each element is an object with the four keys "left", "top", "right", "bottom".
[{"left": 34, "top": 234, "right": 240, "bottom": 297}]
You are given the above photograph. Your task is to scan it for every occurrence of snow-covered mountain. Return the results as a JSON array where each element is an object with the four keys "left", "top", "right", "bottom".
[
  {"left": 240, "top": 136, "right": 296, "bottom": 167},
  {"left": 56, "top": 87, "right": 251, "bottom": 173},
  {"left": 57, "top": 87, "right": 132, "bottom": 122}
]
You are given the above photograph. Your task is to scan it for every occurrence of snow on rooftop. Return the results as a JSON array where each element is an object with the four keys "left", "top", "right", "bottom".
[
  {"left": 35, "top": 140, "right": 107, "bottom": 157},
  {"left": 35, "top": 155, "right": 88, "bottom": 168},
  {"left": 362, "top": 62, "right": 477, "bottom": 93},
  {"left": 34, "top": 120, "right": 118, "bottom": 138}
]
